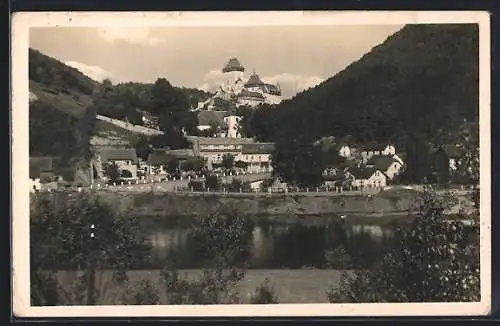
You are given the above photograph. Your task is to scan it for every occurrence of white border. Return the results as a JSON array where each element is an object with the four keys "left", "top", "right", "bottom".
[{"left": 11, "top": 11, "right": 491, "bottom": 317}]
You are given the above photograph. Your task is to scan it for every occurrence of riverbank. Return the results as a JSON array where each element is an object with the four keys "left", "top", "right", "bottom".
[{"left": 97, "top": 191, "right": 422, "bottom": 219}]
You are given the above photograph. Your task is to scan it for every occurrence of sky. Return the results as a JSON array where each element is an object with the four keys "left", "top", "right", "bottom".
[{"left": 30, "top": 25, "right": 403, "bottom": 98}]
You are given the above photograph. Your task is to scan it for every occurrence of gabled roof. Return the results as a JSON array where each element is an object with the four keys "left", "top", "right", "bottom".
[
  {"left": 237, "top": 89, "right": 265, "bottom": 100},
  {"left": 367, "top": 155, "right": 400, "bottom": 171},
  {"left": 323, "top": 170, "right": 346, "bottom": 182},
  {"left": 29, "top": 156, "right": 53, "bottom": 179},
  {"left": 347, "top": 166, "right": 381, "bottom": 180},
  {"left": 241, "top": 143, "right": 275, "bottom": 154},
  {"left": 245, "top": 73, "right": 265, "bottom": 87},
  {"left": 100, "top": 148, "right": 138, "bottom": 163},
  {"left": 222, "top": 58, "right": 245, "bottom": 73},
  {"left": 197, "top": 110, "right": 229, "bottom": 128},
  {"left": 187, "top": 136, "right": 255, "bottom": 145},
  {"left": 263, "top": 84, "right": 281, "bottom": 96}
]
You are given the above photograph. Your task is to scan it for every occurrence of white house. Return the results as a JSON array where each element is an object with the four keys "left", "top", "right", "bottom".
[
  {"left": 347, "top": 167, "right": 387, "bottom": 189},
  {"left": 367, "top": 155, "right": 404, "bottom": 180},
  {"left": 249, "top": 179, "right": 265, "bottom": 191},
  {"left": 237, "top": 143, "right": 275, "bottom": 173},
  {"left": 338, "top": 145, "right": 352, "bottom": 158},
  {"left": 98, "top": 148, "right": 138, "bottom": 180},
  {"left": 187, "top": 136, "right": 274, "bottom": 172}
]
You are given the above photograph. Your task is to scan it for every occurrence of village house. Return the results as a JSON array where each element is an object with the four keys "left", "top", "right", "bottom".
[
  {"left": 347, "top": 166, "right": 387, "bottom": 189},
  {"left": 29, "top": 156, "right": 55, "bottom": 191},
  {"left": 97, "top": 148, "right": 138, "bottom": 180},
  {"left": 147, "top": 149, "right": 196, "bottom": 176},
  {"left": 366, "top": 155, "right": 404, "bottom": 180},
  {"left": 196, "top": 110, "right": 228, "bottom": 137},
  {"left": 338, "top": 144, "right": 352, "bottom": 158},
  {"left": 248, "top": 179, "right": 265, "bottom": 192},
  {"left": 323, "top": 171, "right": 347, "bottom": 190},
  {"left": 187, "top": 136, "right": 274, "bottom": 172},
  {"left": 360, "top": 144, "right": 396, "bottom": 163},
  {"left": 238, "top": 143, "right": 275, "bottom": 173}
]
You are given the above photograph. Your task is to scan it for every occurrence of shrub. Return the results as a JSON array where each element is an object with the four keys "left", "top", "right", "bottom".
[
  {"left": 162, "top": 211, "right": 254, "bottom": 304},
  {"left": 250, "top": 278, "right": 279, "bottom": 304},
  {"left": 324, "top": 245, "right": 353, "bottom": 270},
  {"left": 30, "top": 192, "right": 152, "bottom": 305},
  {"left": 327, "top": 189, "right": 480, "bottom": 303}
]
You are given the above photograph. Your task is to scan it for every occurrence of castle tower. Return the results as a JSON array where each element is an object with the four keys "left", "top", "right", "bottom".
[{"left": 222, "top": 58, "right": 245, "bottom": 92}]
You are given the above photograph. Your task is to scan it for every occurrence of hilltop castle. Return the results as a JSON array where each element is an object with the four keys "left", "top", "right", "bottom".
[{"left": 199, "top": 58, "right": 282, "bottom": 110}]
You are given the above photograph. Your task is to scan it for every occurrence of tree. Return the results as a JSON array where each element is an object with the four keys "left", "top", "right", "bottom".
[
  {"left": 161, "top": 211, "right": 254, "bottom": 304},
  {"left": 327, "top": 188, "right": 480, "bottom": 303},
  {"left": 103, "top": 162, "right": 120, "bottom": 183},
  {"left": 272, "top": 137, "right": 325, "bottom": 188},
  {"left": 205, "top": 174, "right": 219, "bottom": 191},
  {"left": 182, "top": 157, "right": 206, "bottom": 173},
  {"left": 30, "top": 192, "right": 152, "bottom": 305},
  {"left": 221, "top": 154, "right": 235, "bottom": 172},
  {"left": 133, "top": 135, "right": 151, "bottom": 161}
]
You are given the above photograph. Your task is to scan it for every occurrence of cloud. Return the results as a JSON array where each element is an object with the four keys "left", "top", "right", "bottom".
[
  {"left": 198, "top": 70, "right": 324, "bottom": 99},
  {"left": 262, "top": 73, "right": 325, "bottom": 99},
  {"left": 97, "top": 28, "right": 162, "bottom": 46},
  {"left": 65, "top": 61, "right": 115, "bottom": 82}
]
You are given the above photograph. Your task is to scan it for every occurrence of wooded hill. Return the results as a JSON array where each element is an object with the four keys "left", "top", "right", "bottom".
[
  {"left": 247, "top": 24, "right": 479, "bottom": 149},
  {"left": 29, "top": 49, "right": 99, "bottom": 181}
]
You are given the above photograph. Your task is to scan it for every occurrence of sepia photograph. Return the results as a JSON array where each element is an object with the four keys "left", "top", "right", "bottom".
[{"left": 11, "top": 11, "right": 491, "bottom": 317}]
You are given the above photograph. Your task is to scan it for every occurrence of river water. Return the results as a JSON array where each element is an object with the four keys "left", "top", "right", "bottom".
[{"left": 145, "top": 217, "right": 400, "bottom": 270}]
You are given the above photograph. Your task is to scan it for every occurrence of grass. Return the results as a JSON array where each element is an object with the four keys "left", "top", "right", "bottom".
[
  {"left": 29, "top": 80, "right": 93, "bottom": 119},
  {"left": 51, "top": 269, "right": 346, "bottom": 304}
]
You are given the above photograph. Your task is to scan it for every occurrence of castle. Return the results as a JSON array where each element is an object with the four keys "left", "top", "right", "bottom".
[{"left": 199, "top": 58, "right": 282, "bottom": 109}]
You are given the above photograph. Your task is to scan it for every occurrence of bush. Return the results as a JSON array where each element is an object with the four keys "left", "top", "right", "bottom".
[
  {"left": 30, "top": 192, "right": 152, "bottom": 305},
  {"left": 324, "top": 245, "right": 353, "bottom": 270},
  {"left": 188, "top": 180, "right": 204, "bottom": 191},
  {"left": 161, "top": 211, "right": 254, "bottom": 304},
  {"left": 327, "top": 189, "right": 480, "bottom": 303},
  {"left": 122, "top": 280, "right": 160, "bottom": 305},
  {"left": 250, "top": 278, "right": 279, "bottom": 304}
]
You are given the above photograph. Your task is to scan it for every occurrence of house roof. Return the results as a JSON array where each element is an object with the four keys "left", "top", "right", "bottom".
[
  {"left": 347, "top": 166, "right": 380, "bottom": 180},
  {"left": 263, "top": 84, "right": 281, "bottom": 96},
  {"left": 100, "top": 148, "right": 138, "bottom": 163},
  {"left": 29, "top": 156, "right": 53, "bottom": 179},
  {"left": 165, "top": 149, "right": 195, "bottom": 159},
  {"left": 245, "top": 73, "right": 265, "bottom": 87},
  {"left": 323, "top": 171, "right": 346, "bottom": 182},
  {"left": 222, "top": 58, "right": 245, "bottom": 73},
  {"left": 367, "top": 155, "right": 399, "bottom": 171},
  {"left": 241, "top": 143, "right": 276, "bottom": 154},
  {"left": 197, "top": 110, "right": 229, "bottom": 128},
  {"left": 237, "top": 89, "right": 265, "bottom": 100}
]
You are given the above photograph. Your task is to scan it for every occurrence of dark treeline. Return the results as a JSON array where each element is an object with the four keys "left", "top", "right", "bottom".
[
  {"left": 245, "top": 24, "right": 478, "bottom": 145},
  {"left": 240, "top": 24, "right": 479, "bottom": 186}
]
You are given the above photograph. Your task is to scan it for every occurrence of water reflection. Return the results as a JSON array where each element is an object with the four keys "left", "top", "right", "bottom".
[{"left": 147, "top": 221, "right": 396, "bottom": 270}]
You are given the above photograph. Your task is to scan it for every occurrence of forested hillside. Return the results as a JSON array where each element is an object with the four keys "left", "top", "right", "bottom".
[
  {"left": 246, "top": 24, "right": 479, "bottom": 148},
  {"left": 29, "top": 49, "right": 98, "bottom": 181}
]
